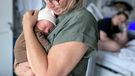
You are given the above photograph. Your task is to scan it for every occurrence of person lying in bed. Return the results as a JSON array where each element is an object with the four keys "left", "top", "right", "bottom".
[{"left": 98, "top": 11, "right": 129, "bottom": 52}]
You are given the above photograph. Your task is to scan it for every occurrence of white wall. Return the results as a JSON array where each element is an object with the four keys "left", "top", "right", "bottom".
[{"left": 0, "top": 0, "right": 13, "bottom": 76}]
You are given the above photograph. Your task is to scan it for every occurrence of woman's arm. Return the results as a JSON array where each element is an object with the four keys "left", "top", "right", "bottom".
[
  {"left": 23, "top": 11, "right": 88, "bottom": 76},
  {"left": 14, "top": 61, "right": 35, "bottom": 76},
  {"left": 100, "top": 30, "right": 112, "bottom": 41},
  {"left": 115, "top": 31, "right": 128, "bottom": 44},
  {"left": 23, "top": 10, "right": 48, "bottom": 75},
  {"left": 26, "top": 32, "right": 88, "bottom": 76},
  {"left": 99, "top": 30, "right": 121, "bottom": 51},
  {"left": 115, "top": 23, "right": 128, "bottom": 44}
]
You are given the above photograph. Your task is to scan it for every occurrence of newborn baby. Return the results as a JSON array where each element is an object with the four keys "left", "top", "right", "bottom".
[{"left": 14, "top": 7, "right": 56, "bottom": 75}]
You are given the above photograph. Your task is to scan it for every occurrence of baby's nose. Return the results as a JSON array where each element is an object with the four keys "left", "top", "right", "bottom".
[{"left": 44, "top": 29, "right": 50, "bottom": 35}]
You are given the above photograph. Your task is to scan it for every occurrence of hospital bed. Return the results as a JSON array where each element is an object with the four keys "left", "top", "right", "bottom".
[
  {"left": 86, "top": 3, "right": 103, "bottom": 21},
  {"left": 95, "top": 51, "right": 135, "bottom": 76},
  {"left": 86, "top": 3, "right": 135, "bottom": 76}
]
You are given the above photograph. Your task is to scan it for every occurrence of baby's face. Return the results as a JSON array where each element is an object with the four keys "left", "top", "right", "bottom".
[{"left": 37, "top": 20, "right": 54, "bottom": 35}]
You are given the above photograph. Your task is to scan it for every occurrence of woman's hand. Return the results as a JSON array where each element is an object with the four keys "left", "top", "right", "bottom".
[
  {"left": 15, "top": 62, "right": 35, "bottom": 76},
  {"left": 23, "top": 10, "right": 39, "bottom": 30}
]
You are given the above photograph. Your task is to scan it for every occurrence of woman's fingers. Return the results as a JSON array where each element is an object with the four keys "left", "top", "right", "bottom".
[
  {"left": 25, "top": 10, "right": 34, "bottom": 16},
  {"left": 25, "top": 10, "right": 38, "bottom": 16},
  {"left": 22, "top": 10, "right": 39, "bottom": 29},
  {"left": 33, "top": 10, "right": 39, "bottom": 18}
]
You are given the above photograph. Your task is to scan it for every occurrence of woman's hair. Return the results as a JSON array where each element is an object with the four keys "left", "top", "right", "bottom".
[
  {"left": 48, "top": 0, "right": 84, "bottom": 13},
  {"left": 65, "top": 0, "right": 84, "bottom": 12},
  {"left": 116, "top": 11, "right": 129, "bottom": 20}
]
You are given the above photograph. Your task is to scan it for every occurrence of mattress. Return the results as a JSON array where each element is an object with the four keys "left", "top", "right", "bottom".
[{"left": 96, "top": 51, "right": 135, "bottom": 76}]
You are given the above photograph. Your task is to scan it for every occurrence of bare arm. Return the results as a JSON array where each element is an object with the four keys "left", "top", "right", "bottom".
[
  {"left": 115, "top": 31, "right": 128, "bottom": 44},
  {"left": 99, "top": 30, "right": 121, "bottom": 51},
  {"left": 115, "top": 23, "right": 128, "bottom": 44},
  {"left": 100, "top": 30, "right": 112, "bottom": 41},
  {"left": 23, "top": 10, "right": 88, "bottom": 76},
  {"left": 14, "top": 61, "right": 35, "bottom": 76}
]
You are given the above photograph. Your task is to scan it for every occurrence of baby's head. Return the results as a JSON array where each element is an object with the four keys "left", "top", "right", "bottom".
[
  {"left": 37, "top": 7, "right": 56, "bottom": 35},
  {"left": 37, "top": 20, "right": 54, "bottom": 35}
]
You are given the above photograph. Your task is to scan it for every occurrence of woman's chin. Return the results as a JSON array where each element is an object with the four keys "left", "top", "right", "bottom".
[{"left": 54, "top": 10, "right": 64, "bottom": 16}]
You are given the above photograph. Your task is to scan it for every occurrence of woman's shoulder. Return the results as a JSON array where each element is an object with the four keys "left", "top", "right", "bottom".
[
  {"left": 57, "top": 8, "right": 96, "bottom": 24},
  {"left": 71, "top": 8, "right": 96, "bottom": 20}
]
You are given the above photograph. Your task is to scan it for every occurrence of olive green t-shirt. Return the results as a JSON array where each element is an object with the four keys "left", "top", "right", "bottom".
[{"left": 45, "top": 7, "right": 98, "bottom": 76}]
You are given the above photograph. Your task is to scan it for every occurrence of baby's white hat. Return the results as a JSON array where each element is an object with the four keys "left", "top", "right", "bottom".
[{"left": 38, "top": 7, "right": 56, "bottom": 26}]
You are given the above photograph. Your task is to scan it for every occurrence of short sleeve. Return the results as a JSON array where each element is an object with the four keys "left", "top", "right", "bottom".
[
  {"left": 53, "top": 10, "right": 98, "bottom": 50},
  {"left": 98, "top": 19, "right": 108, "bottom": 33}
]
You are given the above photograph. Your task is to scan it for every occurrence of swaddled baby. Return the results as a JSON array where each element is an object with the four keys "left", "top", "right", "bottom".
[{"left": 14, "top": 7, "right": 56, "bottom": 68}]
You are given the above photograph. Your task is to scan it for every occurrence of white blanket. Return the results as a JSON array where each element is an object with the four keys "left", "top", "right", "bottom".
[{"left": 119, "top": 40, "right": 135, "bottom": 62}]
